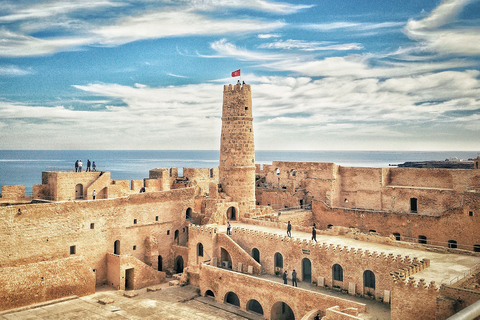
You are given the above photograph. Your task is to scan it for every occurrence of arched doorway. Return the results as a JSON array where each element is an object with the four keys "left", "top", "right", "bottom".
[
  {"left": 252, "top": 248, "right": 260, "bottom": 263},
  {"left": 363, "top": 270, "right": 375, "bottom": 296},
  {"left": 274, "top": 252, "right": 283, "bottom": 269},
  {"left": 247, "top": 299, "right": 264, "bottom": 315},
  {"left": 186, "top": 207, "right": 192, "bottom": 219},
  {"left": 221, "top": 248, "right": 232, "bottom": 269},
  {"left": 227, "top": 206, "right": 236, "bottom": 220},
  {"left": 175, "top": 256, "right": 184, "bottom": 273},
  {"left": 271, "top": 301, "right": 295, "bottom": 320},
  {"left": 302, "top": 258, "right": 311, "bottom": 283},
  {"left": 75, "top": 184, "right": 83, "bottom": 199},
  {"left": 174, "top": 230, "right": 179, "bottom": 245},
  {"left": 225, "top": 292, "right": 240, "bottom": 307},
  {"left": 114, "top": 240, "right": 120, "bottom": 255},
  {"left": 157, "top": 255, "right": 162, "bottom": 271}
]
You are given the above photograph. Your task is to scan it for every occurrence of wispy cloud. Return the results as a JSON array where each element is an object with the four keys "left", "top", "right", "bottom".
[
  {"left": 0, "top": 64, "right": 32, "bottom": 76},
  {"left": 405, "top": 0, "right": 480, "bottom": 55},
  {"left": 258, "top": 39, "right": 363, "bottom": 51}
]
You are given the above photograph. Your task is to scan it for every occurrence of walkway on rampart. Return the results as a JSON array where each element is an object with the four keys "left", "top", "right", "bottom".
[{"left": 222, "top": 222, "right": 479, "bottom": 285}]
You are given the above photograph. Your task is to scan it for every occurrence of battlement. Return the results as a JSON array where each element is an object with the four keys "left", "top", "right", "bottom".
[
  {"left": 189, "top": 224, "right": 218, "bottom": 235},
  {"left": 392, "top": 275, "right": 439, "bottom": 291},
  {"left": 223, "top": 83, "right": 251, "bottom": 92},
  {"left": 231, "top": 227, "right": 427, "bottom": 268}
]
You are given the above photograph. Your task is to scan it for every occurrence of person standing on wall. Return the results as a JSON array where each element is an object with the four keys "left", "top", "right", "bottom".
[
  {"left": 226, "top": 220, "right": 231, "bottom": 235},
  {"left": 92, "top": 189, "right": 97, "bottom": 200},
  {"left": 287, "top": 221, "right": 292, "bottom": 237},
  {"left": 92, "top": 161, "right": 96, "bottom": 171},
  {"left": 86, "top": 159, "right": 91, "bottom": 172},
  {"left": 78, "top": 160, "right": 83, "bottom": 172},
  {"left": 292, "top": 269, "right": 297, "bottom": 287},
  {"left": 283, "top": 270, "right": 288, "bottom": 284},
  {"left": 312, "top": 225, "right": 317, "bottom": 242},
  {"left": 75, "top": 160, "right": 79, "bottom": 172}
]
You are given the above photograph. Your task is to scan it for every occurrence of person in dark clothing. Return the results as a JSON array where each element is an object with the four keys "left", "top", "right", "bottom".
[
  {"left": 292, "top": 269, "right": 297, "bottom": 287},
  {"left": 287, "top": 221, "right": 292, "bottom": 237},
  {"left": 312, "top": 226, "right": 317, "bottom": 242},
  {"left": 75, "top": 160, "right": 78, "bottom": 172},
  {"left": 314, "top": 313, "right": 320, "bottom": 320},
  {"left": 283, "top": 270, "right": 288, "bottom": 284},
  {"left": 86, "top": 159, "right": 91, "bottom": 172}
]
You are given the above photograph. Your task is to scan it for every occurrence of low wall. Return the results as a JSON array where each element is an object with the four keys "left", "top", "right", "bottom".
[{"left": 198, "top": 264, "right": 366, "bottom": 320}]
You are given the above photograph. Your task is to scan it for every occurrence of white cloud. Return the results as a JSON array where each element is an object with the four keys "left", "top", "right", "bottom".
[
  {"left": 258, "top": 39, "right": 363, "bottom": 51},
  {"left": 0, "top": 64, "right": 32, "bottom": 76},
  {"left": 405, "top": 0, "right": 480, "bottom": 55},
  {"left": 188, "top": 0, "right": 313, "bottom": 14},
  {"left": 93, "top": 11, "right": 285, "bottom": 45}
]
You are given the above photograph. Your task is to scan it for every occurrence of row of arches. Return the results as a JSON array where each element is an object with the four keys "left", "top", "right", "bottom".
[
  {"left": 273, "top": 252, "right": 376, "bottom": 290},
  {"left": 205, "top": 290, "right": 295, "bottom": 319}
]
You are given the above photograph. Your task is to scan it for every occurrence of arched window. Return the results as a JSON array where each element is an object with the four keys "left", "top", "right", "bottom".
[
  {"left": 274, "top": 252, "right": 283, "bottom": 268},
  {"left": 247, "top": 299, "right": 264, "bottom": 315},
  {"left": 448, "top": 240, "right": 457, "bottom": 249},
  {"left": 186, "top": 207, "right": 192, "bottom": 219},
  {"left": 363, "top": 270, "right": 375, "bottom": 289},
  {"left": 290, "top": 169, "right": 296, "bottom": 177},
  {"left": 225, "top": 292, "right": 240, "bottom": 307},
  {"left": 197, "top": 243, "right": 204, "bottom": 257},
  {"left": 252, "top": 248, "right": 260, "bottom": 263},
  {"left": 333, "top": 264, "right": 343, "bottom": 282},
  {"left": 205, "top": 290, "right": 215, "bottom": 298},
  {"left": 114, "top": 240, "right": 120, "bottom": 255},
  {"left": 275, "top": 168, "right": 280, "bottom": 175},
  {"left": 418, "top": 235, "right": 427, "bottom": 244}
]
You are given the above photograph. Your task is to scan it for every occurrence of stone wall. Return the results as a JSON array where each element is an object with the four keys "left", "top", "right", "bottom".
[
  {"left": 391, "top": 277, "right": 439, "bottom": 320},
  {"left": 229, "top": 227, "right": 427, "bottom": 301},
  {"left": 198, "top": 264, "right": 366, "bottom": 320},
  {"left": 0, "top": 188, "right": 194, "bottom": 294},
  {"left": 313, "top": 198, "right": 480, "bottom": 251},
  {"left": 0, "top": 256, "right": 95, "bottom": 311}
]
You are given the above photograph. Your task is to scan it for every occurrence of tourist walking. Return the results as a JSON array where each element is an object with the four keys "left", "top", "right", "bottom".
[
  {"left": 287, "top": 221, "right": 292, "bottom": 237},
  {"left": 292, "top": 269, "right": 297, "bottom": 287},
  {"left": 226, "top": 220, "right": 231, "bottom": 235},
  {"left": 86, "top": 159, "right": 91, "bottom": 172},
  {"left": 283, "top": 270, "right": 288, "bottom": 284},
  {"left": 312, "top": 226, "right": 317, "bottom": 242},
  {"left": 78, "top": 160, "right": 83, "bottom": 172}
]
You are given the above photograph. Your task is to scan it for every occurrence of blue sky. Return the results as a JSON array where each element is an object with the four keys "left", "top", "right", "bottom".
[{"left": 0, "top": 0, "right": 479, "bottom": 151}]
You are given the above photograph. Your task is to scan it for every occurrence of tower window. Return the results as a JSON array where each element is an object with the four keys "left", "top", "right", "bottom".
[
  {"left": 90, "top": 223, "right": 94, "bottom": 229},
  {"left": 410, "top": 198, "right": 418, "bottom": 213},
  {"left": 70, "top": 246, "right": 76, "bottom": 255},
  {"left": 469, "top": 211, "right": 473, "bottom": 216},
  {"left": 134, "top": 219, "right": 137, "bottom": 224},
  {"left": 133, "top": 245, "right": 136, "bottom": 250}
]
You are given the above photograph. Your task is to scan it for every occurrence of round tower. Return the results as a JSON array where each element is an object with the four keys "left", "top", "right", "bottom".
[{"left": 219, "top": 83, "right": 256, "bottom": 219}]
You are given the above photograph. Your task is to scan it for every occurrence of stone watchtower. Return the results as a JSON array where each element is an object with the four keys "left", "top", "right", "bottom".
[{"left": 219, "top": 83, "right": 256, "bottom": 219}]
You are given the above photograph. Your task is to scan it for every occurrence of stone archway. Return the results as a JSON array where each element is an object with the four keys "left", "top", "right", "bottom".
[
  {"left": 227, "top": 206, "right": 236, "bottom": 220},
  {"left": 175, "top": 256, "right": 184, "bottom": 273},
  {"left": 271, "top": 301, "right": 295, "bottom": 320}
]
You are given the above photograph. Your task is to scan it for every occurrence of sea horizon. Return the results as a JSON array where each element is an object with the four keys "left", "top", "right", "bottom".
[{"left": 1, "top": 149, "right": 478, "bottom": 194}]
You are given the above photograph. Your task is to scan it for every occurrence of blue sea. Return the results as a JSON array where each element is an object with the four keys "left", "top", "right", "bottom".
[{"left": 0, "top": 150, "right": 477, "bottom": 194}]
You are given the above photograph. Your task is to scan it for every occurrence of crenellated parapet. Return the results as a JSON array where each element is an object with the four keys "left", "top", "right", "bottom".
[{"left": 231, "top": 226, "right": 428, "bottom": 271}]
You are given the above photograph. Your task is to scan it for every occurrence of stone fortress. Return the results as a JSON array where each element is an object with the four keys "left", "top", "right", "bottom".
[{"left": 1, "top": 83, "right": 479, "bottom": 320}]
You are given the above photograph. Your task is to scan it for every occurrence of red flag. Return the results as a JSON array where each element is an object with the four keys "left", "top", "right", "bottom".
[{"left": 231, "top": 69, "right": 240, "bottom": 77}]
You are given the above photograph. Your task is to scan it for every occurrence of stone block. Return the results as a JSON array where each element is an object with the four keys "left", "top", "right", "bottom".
[
  {"left": 247, "top": 266, "right": 253, "bottom": 274},
  {"left": 384, "top": 290, "right": 391, "bottom": 304},
  {"left": 317, "top": 277, "right": 324, "bottom": 287},
  {"left": 237, "top": 263, "right": 243, "bottom": 273},
  {"left": 349, "top": 282, "right": 356, "bottom": 295}
]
